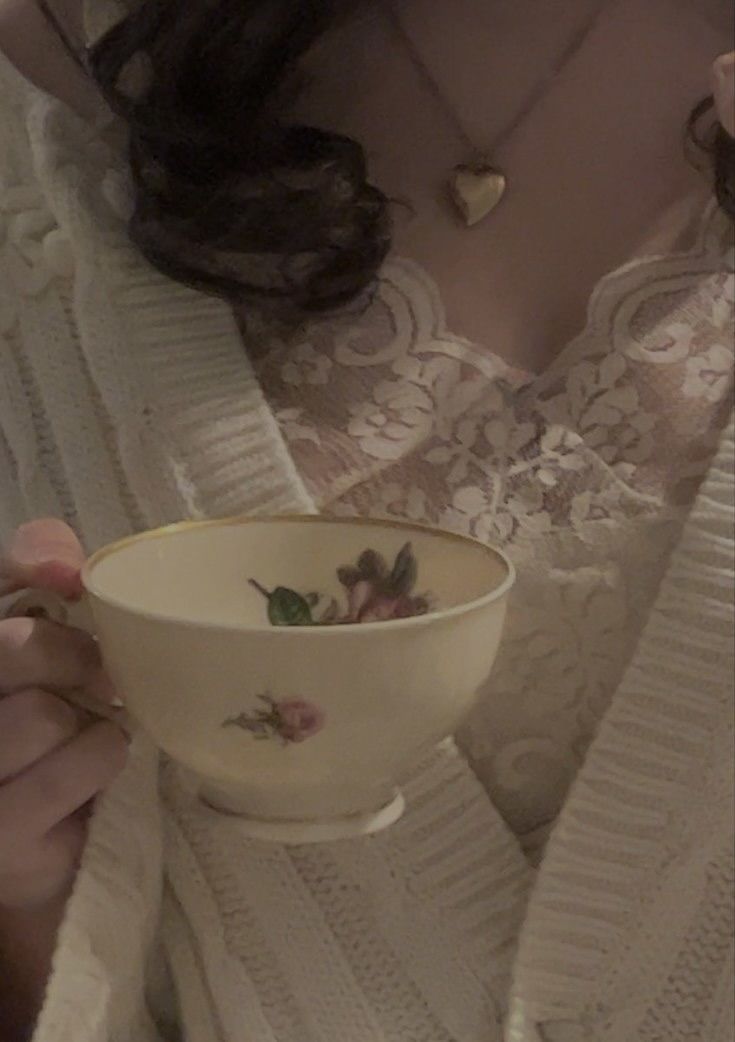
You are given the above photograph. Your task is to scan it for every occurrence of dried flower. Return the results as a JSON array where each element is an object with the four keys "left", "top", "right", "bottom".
[{"left": 249, "top": 542, "right": 431, "bottom": 627}]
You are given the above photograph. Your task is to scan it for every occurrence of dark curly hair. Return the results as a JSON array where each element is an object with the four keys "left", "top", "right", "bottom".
[
  {"left": 41, "top": 1, "right": 735, "bottom": 314},
  {"left": 688, "top": 96, "right": 735, "bottom": 221},
  {"left": 82, "top": 0, "right": 391, "bottom": 314}
]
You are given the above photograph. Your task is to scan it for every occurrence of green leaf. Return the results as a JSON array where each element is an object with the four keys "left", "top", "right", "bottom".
[
  {"left": 268, "top": 587, "right": 314, "bottom": 627},
  {"left": 389, "top": 543, "right": 418, "bottom": 596}
]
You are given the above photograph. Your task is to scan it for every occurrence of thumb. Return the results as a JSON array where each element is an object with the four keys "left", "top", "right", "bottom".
[{"left": 0, "top": 520, "right": 86, "bottom": 599}]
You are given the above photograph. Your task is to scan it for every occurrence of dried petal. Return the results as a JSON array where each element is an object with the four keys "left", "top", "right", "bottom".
[
  {"left": 357, "top": 549, "right": 388, "bottom": 579},
  {"left": 337, "top": 565, "right": 362, "bottom": 588},
  {"left": 317, "top": 598, "right": 340, "bottom": 624},
  {"left": 389, "top": 543, "right": 418, "bottom": 596},
  {"left": 347, "top": 579, "right": 374, "bottom": 621}
]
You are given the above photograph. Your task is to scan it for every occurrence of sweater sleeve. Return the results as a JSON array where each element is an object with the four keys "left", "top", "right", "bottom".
[
  {"left": 0, "top": 429, "right": 24, "bottom": 547},
  {"left": 31, "top": 736, "right": 170, "bottom": 1042},
  {"left": 508, "top": 417, "right": 735, "bottom": 1041}
]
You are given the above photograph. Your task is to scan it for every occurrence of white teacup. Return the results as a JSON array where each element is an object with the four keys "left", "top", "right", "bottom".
[{"left": 82, "top": 516, "right": 514, "bottom": 843}]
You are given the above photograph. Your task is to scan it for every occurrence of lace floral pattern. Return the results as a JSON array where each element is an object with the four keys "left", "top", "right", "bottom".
[{"left": 249, "top": 208, "right": 734, "bottom": 845}]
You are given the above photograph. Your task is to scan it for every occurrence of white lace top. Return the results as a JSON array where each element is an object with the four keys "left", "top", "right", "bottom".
[
  {"left": 246, "top": 207, "right": 734, "bottom": 848},
  {"left": 0, "top": 12, "right": 733, "bottom": 1042}
]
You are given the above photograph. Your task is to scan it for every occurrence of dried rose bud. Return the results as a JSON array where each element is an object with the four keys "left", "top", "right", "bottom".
[
  {"left": 337, "top": 565, "right": 362, "bottom": 588},
  {"left": 357, "top": 549, "right": 388, "bottom": 580}
]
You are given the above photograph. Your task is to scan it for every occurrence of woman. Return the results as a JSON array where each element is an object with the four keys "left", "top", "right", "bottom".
[{"left": 0, "top": 1, "right": 733, "bottom": 1039}]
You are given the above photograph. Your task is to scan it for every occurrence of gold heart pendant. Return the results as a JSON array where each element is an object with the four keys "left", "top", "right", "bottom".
[{"left": 449, "top": 165, "right": 507, "bottom": 227}]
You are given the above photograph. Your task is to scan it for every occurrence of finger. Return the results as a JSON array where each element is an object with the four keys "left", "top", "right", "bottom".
[
  {"left": 0, "top": 721, "right": 128, "bottom": 839},
  {"left": 34, "top": 811, "right": 90, "bottom": 899},
  {"left": 0, "top": 690, "right": 80, "bottom": 783},
  {"left": 0, "top": 811, "right": 89, "bottom": 907},
  {"left": 0, "top": 617, "right": 107, "bottom": 697},
  {"left": 4, "top": 590, "right": 71, "bottom": 625},
  {"left": 0, "top": 520, "right": 85, "bottom": 599}
]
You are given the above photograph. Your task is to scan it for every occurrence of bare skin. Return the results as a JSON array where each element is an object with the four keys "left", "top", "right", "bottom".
[
  {"left": 296, "top": 0, "right": 731, "bottom": 368},
  {"left": 0, "top": 0, "right": 96, "bottom": 116},
  {"left": 1, "top": 0, "right": 732, "bottom": 370},
  {"left": 0, "top": 1, "right": 732, "bottom": 1034},
  {"left": 0, "top": 522, "right": 127, "bottom": 1036}
]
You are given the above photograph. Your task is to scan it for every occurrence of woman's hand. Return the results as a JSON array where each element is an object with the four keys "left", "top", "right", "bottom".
[
  {"left": 0, "top": 521, "right": 128, "bottom": 1035},
  {"left": 0, "top": 520, "right": 128, "bottom": 910}
]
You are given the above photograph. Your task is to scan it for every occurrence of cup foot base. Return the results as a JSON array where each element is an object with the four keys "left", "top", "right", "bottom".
[{"left": 200, "top": 789, "right": 406, "bottom": 844}]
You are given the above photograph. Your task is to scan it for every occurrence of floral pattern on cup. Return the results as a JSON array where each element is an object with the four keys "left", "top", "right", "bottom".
[
  {"left": 249, "top": 542, "right": 432, "bottom": 627},
  {"left": 223, "top": 694, "right": 326, "bottom": 745}
]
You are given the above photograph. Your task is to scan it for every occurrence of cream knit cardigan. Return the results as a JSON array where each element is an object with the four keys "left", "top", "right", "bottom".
[{"left": 0, "top": 39, "right": 733, "bottom": 1042}]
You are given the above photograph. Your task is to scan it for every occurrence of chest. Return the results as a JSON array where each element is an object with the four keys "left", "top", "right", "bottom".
[{"left": 296, "top": 0, "right": 726, "bottom": 370}]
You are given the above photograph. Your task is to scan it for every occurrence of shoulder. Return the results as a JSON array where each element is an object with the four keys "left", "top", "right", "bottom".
[{"left": 0, "top": 0, "right": 101, "bottom": 120}]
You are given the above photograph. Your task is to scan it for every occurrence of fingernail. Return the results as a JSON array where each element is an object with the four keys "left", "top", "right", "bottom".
[{"left": 31, "top": 561, "right": 84, "bottom": 600}]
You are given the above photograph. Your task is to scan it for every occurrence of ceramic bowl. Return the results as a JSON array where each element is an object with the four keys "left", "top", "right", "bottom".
[{"left": 82, "top": 516, "right": 514, "bottom": 843}]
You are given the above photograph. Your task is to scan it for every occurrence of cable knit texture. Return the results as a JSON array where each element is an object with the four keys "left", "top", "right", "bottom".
[
  {"left": 508, "top": 421, "right": 735, "bottom": 1041},
  {"left": 0, "top": 11, "right": 733, "bottom": 1041},
  {"left": 0, "top": 35, "right": 532, "bottom": 1042}
]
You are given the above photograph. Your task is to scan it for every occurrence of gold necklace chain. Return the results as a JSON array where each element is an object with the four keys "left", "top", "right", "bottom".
[{"left": 382, "top": 1, "right": 612, "bottom": 225}]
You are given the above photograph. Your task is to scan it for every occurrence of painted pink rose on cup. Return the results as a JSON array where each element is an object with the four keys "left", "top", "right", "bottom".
[
  {"left": 224, "top": 693, "right": 325, "bottom": 746},
  {"left": 274, "top": 699, "right": 326, "bottom": 743}
]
